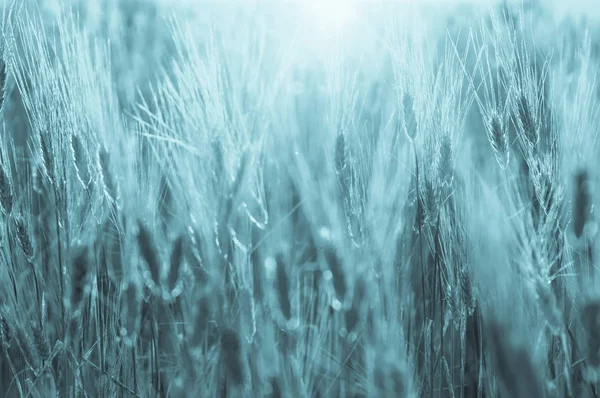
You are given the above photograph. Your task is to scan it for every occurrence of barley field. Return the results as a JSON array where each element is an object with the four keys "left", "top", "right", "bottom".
[{"left": 0, "top": 0, "right": 599, "bottom": 397}]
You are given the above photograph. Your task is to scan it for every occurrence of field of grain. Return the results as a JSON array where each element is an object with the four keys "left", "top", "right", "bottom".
[{"left": 0, "top": 1, "right": 599, "bottom": 397}]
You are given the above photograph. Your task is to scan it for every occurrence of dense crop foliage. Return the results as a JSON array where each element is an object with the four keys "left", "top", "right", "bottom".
[{"left": 0, "top": 1, "right": 599, "bottom": 397}]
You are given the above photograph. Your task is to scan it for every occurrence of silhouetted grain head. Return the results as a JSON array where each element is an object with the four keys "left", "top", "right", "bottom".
[
  {"left": 69, "top": 244, "right": 90, "bottom": 316},
  {"left": 136, "top": 221, "right": 161, "bottom": 287},
  {"left": 372, "top": 356, "right": 410, "bottom": 397},
  {"left": 345, "top": 275, "right": 367, "bottom": 335},
  {"left": 167, "top": 234, "right": 184, "bottom": 294},
  {"left": 0, "top": 161, "right": 13, "bottom": 215},
  {"left": 0, "top": 309, "right": 10, "bottom": 349},
  {"left": 251, "top": 232, "right": 266, "bottom": 301},
  {"left": 486, "top": 319, "right": 544, "bottom": 398},
  {"left": 582, "top": 296, "right": 600, "bottom": 377},
  {"left": 488, "top": 111, "right": 509, "bottom": 169},
  {"left": 268, "top": 376, "right": 283, "bottom": 398},
  {"left": 321, "top": 239, "right": 347, "bottom": 303},
  {"left": 189, "top": 293, "right": 212, "bottom": 348},
  {"left": 274, "top": 253, "right": 291, "bottom": 321},
  {"left": 573, "top": 169, "right": 594, "bottom": 240},
  {"left": 220, "top": 327, "right": 245, "bottom": 387}
]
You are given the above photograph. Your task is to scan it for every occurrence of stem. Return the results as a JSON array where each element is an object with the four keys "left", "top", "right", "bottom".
[{"left": 412, "top": 142, "right": 430, "bottom": 396}]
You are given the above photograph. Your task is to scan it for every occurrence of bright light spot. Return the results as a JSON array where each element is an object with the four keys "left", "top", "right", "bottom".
[
  {"left": 296, "top": 0, "right": 361, "bottom": 52},
  {"left": 286, "top": 317, "right": 300, "bottom": 330},
  {"left": 319, "top": 226, "right": 332, "bottom": 241},
  {"left": 304, "top": 0, "right": 358, "bottom": 37},
  {"left": 331, "top": 298, "right": 342, "bottom": 311},
  {"left": 264, "top": 257, "right": 276, "bottom": 279}
]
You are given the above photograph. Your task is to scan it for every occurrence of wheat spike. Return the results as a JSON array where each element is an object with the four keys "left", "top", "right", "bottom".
[
  {"left": 136, "top": 221, "right": 162, "bottom": 287},
  {"left": 402, "top": 92, "right": 418, "bottom": 140},
  {"left": 0, "top": 161, "right": 13, "bottom": 215},
  {"left": 274, "top": 253, "right": 291, "bottom": 321},
  {"left": 69, "top": 244, "right": 90, "bottom": 316},
  {"left": 220, "top": 327, "right": 245, "bottom": 387},
  {"left": 0, "top": 57, "right": 7, "bottom": 112},
  {"left": 167, "top": 235, "right": 184, "bottom": 294},
  {"left": 488, "top": 111, "right": 510, "bottom": 169},
  {"left": 13, "top": 215, "right": 34, "bottom": 261}
]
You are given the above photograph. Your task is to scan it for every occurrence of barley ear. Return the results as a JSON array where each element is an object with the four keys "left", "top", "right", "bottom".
[
  {"left": 402, "top": 92, "right": 418, "bottom": 140},
  {"left": 0, "top": 56, "right": 7, "bottom": 112},
  {"left": 274, "top": 253, "right": 291, "bottom": 321},
  {"left": 516, "top": 92, "right": 539, "bottom": 148},
  {"left": 136, "top": 221, "right": 162, "bottom": 288},
  {"left": 488, "top": 111, "right": 509, "bottom": 169},
  {"left": 573, "top": 169, "right": 595, "bottom": 240},
  {"left": 13, "top": 214, "right": 34, "bottom": 261},
  {"left": 220, "top": 327, "right": 246, "bottom": 387},
  {"left": 120, "top": 281, "right": 141, "bottom": 347},
  {"left": 167, "top": 235, "right": 184, "bottom": 296},
  {"left": 438, "top": 133, "right": 453, "bottom": 186},
  {"left": 69, "top": 244, "right": 90, "bottom": 317},
  {"left": 322, "top": 240, "right": 347, "bottom": 304},
  {"left": 0, "top": 161, "right": 13, "bottom": 215},
  {"left": 98, "top": 147, "right": 118, "bottom": 203}
]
